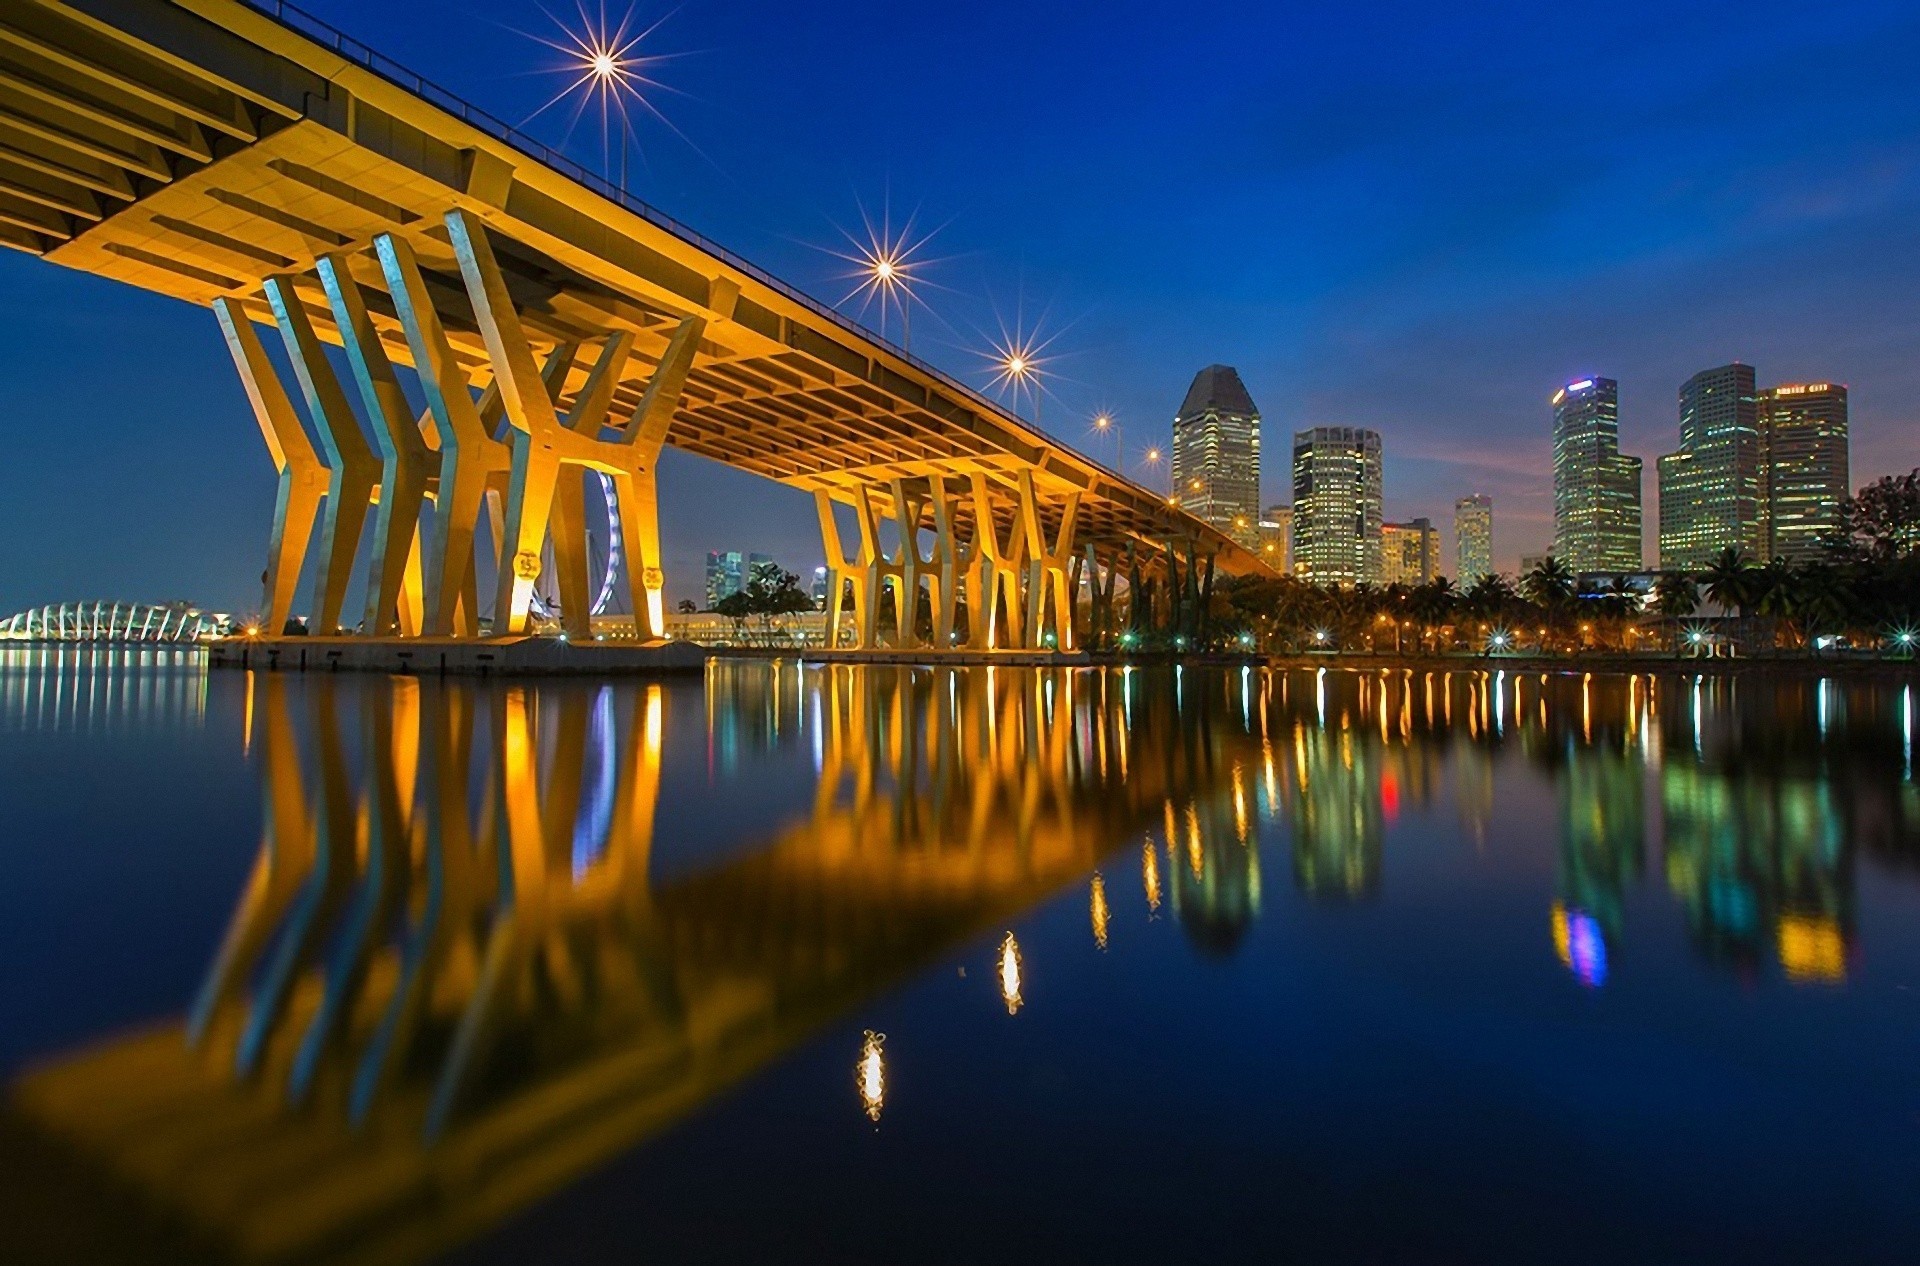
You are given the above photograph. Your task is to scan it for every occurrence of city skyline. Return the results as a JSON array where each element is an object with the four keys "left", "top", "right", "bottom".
[{"left": 2, "top": 0, "right": 1918, "bottom": 612}]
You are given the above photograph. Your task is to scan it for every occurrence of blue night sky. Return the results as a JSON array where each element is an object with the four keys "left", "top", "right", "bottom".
[{"left": 2, "top": 0, "right": 1918, "bottom": 612}]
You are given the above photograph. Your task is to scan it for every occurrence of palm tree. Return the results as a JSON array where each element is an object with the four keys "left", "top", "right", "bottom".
[
  {"left": 1520, "top": 556, "right": 1576, "bottom": 607},
  {"left": 1652, "top": 572, "right": 1698, "bottom": 619},
  {"left": 1701, "top": 547, "right": 1760, "bottom": 651}
]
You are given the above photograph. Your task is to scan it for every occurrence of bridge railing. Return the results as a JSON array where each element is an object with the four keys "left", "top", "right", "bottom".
[{"left": 233, "top": 1, "right": 1162, "bottom": 500}]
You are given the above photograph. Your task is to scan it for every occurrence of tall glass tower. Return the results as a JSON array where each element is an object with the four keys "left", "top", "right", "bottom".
[
  {"left": 1454, "top": 494, "right": 1493, "bottom": 582},
  {"left": 1658, "top": 363, "right": 1761, "bottom": 571},
  {"left": 1292, "top": 427, "right": 1382, "bottom": 586},
  {"left": 1551, "top": 378, "right": 1642, "bottom": 573},
  {"left": 1758, "top": 383, "right": 1849, "bottom": 564},
  {"left": 1171, "top": 365, "right": 1261, "bottom": 548}
]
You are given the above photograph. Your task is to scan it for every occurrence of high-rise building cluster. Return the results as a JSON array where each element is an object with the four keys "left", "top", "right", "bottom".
[
  {"left": 704, "top": 550, "right": 774, "bottom": 608},
  {"left": 1153, "top": 355, "right": 1848, "bottom": 590},
  {"left": 1657, "top": 365, "right": 1848, "bottom": 569},
  {"left": 1161, "top": 364, "right": 1486, "bottom": 588}
]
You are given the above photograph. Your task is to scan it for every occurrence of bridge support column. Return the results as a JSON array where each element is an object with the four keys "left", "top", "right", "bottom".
[
  {"left": 317, "top": 255, "right": 439, "bottom": 637},
  {"left": 214, "top": 298, "right": 327, "bottom": 636},
  {"left": 444, "top": 210, "right": 706, "bottom": 641},
  {"left": 377, "top": 233, "right": 515, "bottom": 638},
  {"left": 816, "top": 491, "right": 875, "bottom": 650},
  {"left": 967, "top": 474, "right": 1027, "bottom": 650},
  {"left": 1019, "top": 470, "right": 1080, "bottom": 651},
  {"left": 263, "top": 275, "right": 380, "bottom": 636}
]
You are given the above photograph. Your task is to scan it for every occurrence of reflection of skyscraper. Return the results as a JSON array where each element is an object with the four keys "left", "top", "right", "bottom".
[
  {"left": 1291, "top": 728, "right": 1383, "bottom": 899},
  {"left": 1556, "top": 747, "right": 1644, "bottom": 940},
  {"left": 1552, "top": 377, "right": 1643, "bottom": 573},
  {"left": 1659, "top": 760, "right": 1851, "bottom": 977},
  {"left": 1171, "top": 365, "right": 1262, "bottom": 548},
  {"left": 1293, "top": 427, "right": 1383, "bottom": 586},
  {"left": 1169, "top": 799, "right": 1263, "bottom": 956},
  {"left": 1455, "top": 494, "right": 1493, "bottom": 582}
]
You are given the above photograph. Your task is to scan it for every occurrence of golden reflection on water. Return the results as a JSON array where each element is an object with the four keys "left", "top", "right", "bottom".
[
  {"left": 999, "top": 932, "right": 1024, "bottom": 1014},
  {"left": 1090, "top": 872, "right": 1110, "bottom": 950},
  {"left": 858, "top": 1030, "right": 886, "bottom": 1122},
  {"left": 3, "top": 659, "right": 1916, "bottom": 1264}
]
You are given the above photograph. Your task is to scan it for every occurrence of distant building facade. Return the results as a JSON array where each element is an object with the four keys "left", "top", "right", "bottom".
[
  {"left": 1455, "top": 494, "right": 1493, "bottom": 582},
  {"left": 1257, "top": 504, "right": 1293, "bottom": 573},
  {"left": 1292, "top": 427, "right": 1382, "bottom": 586},
  {"left": 1659, "top": 363, "right": 1762, "bottom": 571},
  {"left": 1381, "top": 518, "right": 1440, "bottom": 585},
  {"left": 1758, "top": 383, "right": 1849, "bottom": 564},
  {"left": 705, "top": 550, "right": 745, "bottom": 608},
  {"left": 1552, "top": 377, "right": 1642, "bottom": 572},
  {"left": 1171, "top": 365, "right": 1262, "bottom": 548},
  {"left": 1520, "top": 552, "right": 1552, "bottom": 576}
]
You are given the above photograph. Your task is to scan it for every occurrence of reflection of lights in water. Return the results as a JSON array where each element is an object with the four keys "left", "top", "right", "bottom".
[
  {"left": 1089, "top": 872, "right": 1109, "bottom": 950},
  {"left": 571, "top": 687, "right": 619, "bottom": 879},
  {"left": 1315, "top": 667, "right": 1326, "bottom": 727},
  {"left": 1231, "top": 763, "right": 1249, "bottom": 841},
  {"left": 1142, "top": 839, "right": 1161, "bottom": 913},
  {"left": 1550, "top": 901, "right": 1607, "bottom": 987},
  {"left": 1496, "top": 669, "right": 1506, "bottom": 734},
  {"left": 1817, "top": 678, "right": 1830, "bottom": 737},
  {"left": 1692, "top": 675, "right": 1703, "bottom": 754},
  {"left": 998, "top": 932, "right": 1023, "bottom": 1014},
  {"left": 857, "top": 1031, "right": 886, "bottom": 1121},
  {"left": 1905, "top": 686, "right": 1913, "bottom": 781},
  {"left": 1778, "top": 914, "right": 1846, "bottom": 984},
  {"left": 1185, "top": 803, "right": 1204, "bottom": 877}
]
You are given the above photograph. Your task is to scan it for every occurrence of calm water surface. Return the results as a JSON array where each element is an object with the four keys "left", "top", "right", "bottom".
[{"left": 3, "top": 649, "right": 1920, "bottom": 1264}]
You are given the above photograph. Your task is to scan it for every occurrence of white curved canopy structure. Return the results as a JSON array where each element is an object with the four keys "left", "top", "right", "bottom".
[{"left": 0, "top": 602, "right": 221, "bottom": 643}]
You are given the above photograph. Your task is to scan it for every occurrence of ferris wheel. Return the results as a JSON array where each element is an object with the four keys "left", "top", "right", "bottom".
[{"left": 528, "top": 472, "right": 627, "bottom": 622}]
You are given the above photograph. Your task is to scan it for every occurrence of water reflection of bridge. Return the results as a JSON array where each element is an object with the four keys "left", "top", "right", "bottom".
[
  {"left": 7, "top": 664, "right": 1917, "bottom": 1262},
  {"left": 6, "top": 662, "right": 1264, "bottom": 1265}
]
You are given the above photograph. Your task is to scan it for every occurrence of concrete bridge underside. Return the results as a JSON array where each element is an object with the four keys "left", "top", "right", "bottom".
[{"left": 0, "top": 0, "right": 1272, "bottom": 652}]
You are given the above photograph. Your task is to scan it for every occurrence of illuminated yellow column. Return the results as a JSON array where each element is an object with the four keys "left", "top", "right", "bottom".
[
  {"left": 610, "top": 316, "right": 704, "bottom": 641},
  {"left": 317, "top": 254, "right": 438, "bottom": 637},
  {"left": 263, "top": 274, "right": 380, "bottom": 635},
  {"left": 376, "top": 232, "right": 514, "bottom": 637},
  {"left": 816, "top": 490, "right": 874, "bottom": 650},
  {"left": 967, "top": 473, "right": 1028, "bottom": 650},
  {"left": 1018, "top": 470, "right": 1080, "bottom": 651},
  {"left": 213, "top": 298, "right": 328, "bottom": 636}
]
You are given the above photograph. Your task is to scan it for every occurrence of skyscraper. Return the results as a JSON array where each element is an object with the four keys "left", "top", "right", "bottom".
[
  {"left": 704, "top": 550, "right": 745, "bottom": 608},
  {"left": 1258, "top": 504, "right": 1293, "bottom": 573},
  {"left": 1658, "top": 363, "right": 1762, "bottom": 571},
  {"left": 1455, "top": 494, "right": 1493, "bottom": 582},
  {"left": 1551, "top": 377, "right": 1642, "bottom": 572},
  {"left": 1171, "top": 365, "right": 1261, "bottom": 548},
  {"left": 1381, "top": 518, "right": 1440, "bottom": 584},
  {"left": 1292, "top": 427, "right": 1382, "bottom": 586},
  {"left": 1758, "top": 383, "right": 1849, "bottom": 564}
]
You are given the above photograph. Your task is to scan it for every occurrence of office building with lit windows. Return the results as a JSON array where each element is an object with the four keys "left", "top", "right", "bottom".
[
  {"left": 1258, "top": 504, "right": 1293, "bottom": 572},
  {"left": 1658, "top": 363, "right": 1762, "bottom": 570},
  {"left": 1455, "top": 494, "right": 1493, "bottom": 582},
  {"left": 1171, "top": 365, "right": 1262, "bottom": 548},
  {"left": 1758, "top": 383, "right": 1849, "bottom": 564},
  {"left": 1292, "top": 427, "right": 1382, "bottom": 585},
  {"left": 1381, "top": 518, "right": 1440, "bottom": 584},
  {"left": 1552, "top": 377, "right": 1642, "bottom": 572}
]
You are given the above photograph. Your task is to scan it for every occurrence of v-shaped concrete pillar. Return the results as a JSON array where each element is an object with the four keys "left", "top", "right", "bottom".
[
  {"left": 1018, "top": 470, "right": 1081, "bottom": 651},
  {"left": 263, "top": 275, "right": 381, "bottom": 636},
  {"left": 444, "top": 209, "right": 704, "bottom": 640},
  {"left": 214, "top": 298, "right": 327, "bottom": 636},
  {"left": 316, "top": 254, "right": 439, "bottom": 637}
]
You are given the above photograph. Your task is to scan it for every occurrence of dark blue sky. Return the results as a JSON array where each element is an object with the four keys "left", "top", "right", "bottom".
[{"left": 3, "top": 0, "right": 1918, "bottom": 612}]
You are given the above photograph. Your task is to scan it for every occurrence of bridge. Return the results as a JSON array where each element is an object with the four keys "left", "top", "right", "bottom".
[{"left": 1, "top": 0, "right": 1270, "bottom": 653}]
